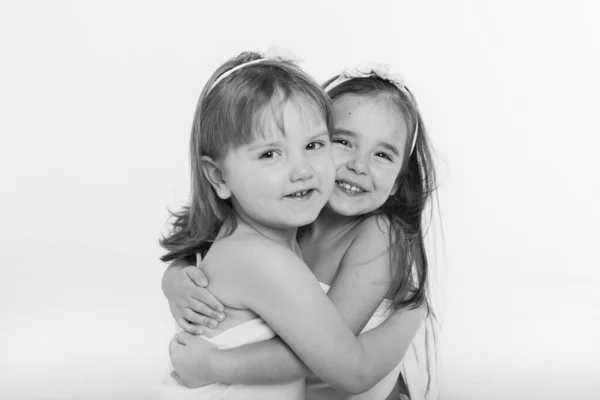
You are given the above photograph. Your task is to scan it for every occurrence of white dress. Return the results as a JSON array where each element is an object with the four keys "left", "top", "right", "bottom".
[
  {"left": 305, "top": 282, "right": 405, "bottom": 400},
  {"left": 161, "top": 318, "right": 304, "bottom": 399}
]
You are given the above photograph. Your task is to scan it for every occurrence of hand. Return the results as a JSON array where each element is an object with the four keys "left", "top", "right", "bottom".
[
  {"left": 163, "top": 253, "right": 226, "bottom": 335},
  {"left": 170, "top": 331, "right": 219, "bottom": 388}
]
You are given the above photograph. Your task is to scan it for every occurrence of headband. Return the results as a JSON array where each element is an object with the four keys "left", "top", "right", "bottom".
[
  {"left": 208, "top": 46, "right": 303, "bottom": 94},
  {"left": 324, "top": 63, "right": 419, "bottom": 155}
]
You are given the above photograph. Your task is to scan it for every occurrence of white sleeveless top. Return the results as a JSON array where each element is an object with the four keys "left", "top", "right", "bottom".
[
  {"left": 160, "top": 311, "right": 306, "bottom": 399},
  {"left": 305, "top": 282, "right": 404, "bottom": 400}
]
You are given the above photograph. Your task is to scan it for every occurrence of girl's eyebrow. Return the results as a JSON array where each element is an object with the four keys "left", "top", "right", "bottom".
[
  {"left": 308, "top": 130, "right": 331, "bottom": 141},
  {"left": 376, "top": 140, "right": 400, "bottom": 157},
  {"left": 245, "top": 130, "right": 330, "bottom": 152},
  {"left": 245, "top": 139, "right": 282, "bottom": 151},
  {"left": 333, "top": 128, "right": 356, "bottom": 137},
  {"left": 334, "top": 129, "right": 401, "bottom": 157}
]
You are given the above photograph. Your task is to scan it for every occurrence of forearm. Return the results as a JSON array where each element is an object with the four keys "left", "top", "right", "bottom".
[
  {"left": 210, "top": 337, "right": 311, "bottom": 385},
  {"left": 354, "top": 307, "right": 425, "bottom": 390},
  {"left": 218, "top": 331, "right": 395, "bottom": 393},
  {"left": 198, "top": 301, "right": 399, "bottom": 390},
  {"left": 203, "top": 320, "right": 407, "bottom": 391},
  {"left": 191, "top": 319, "right": 412, "bottom": 393}
]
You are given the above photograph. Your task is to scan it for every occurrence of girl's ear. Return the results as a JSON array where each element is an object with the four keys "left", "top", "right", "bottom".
[
  {"left": 201, "top": 156, "right": 231, "bottom": 199},
  {"left": 390, "top": 179, "right": 399, "bottom": 196}
]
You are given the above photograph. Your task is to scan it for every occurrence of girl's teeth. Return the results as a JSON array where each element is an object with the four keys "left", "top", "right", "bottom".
[{"left": 338, "top": 182, "right": 362, "bottom": 192}]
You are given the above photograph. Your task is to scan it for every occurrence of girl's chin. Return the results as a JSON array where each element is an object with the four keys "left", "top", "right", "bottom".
[
  {"left": 325, "top": 196, "right": 384, "bottom": 218},
  {"left": 325, "top": 200, "right": 362, "bottom": 217}
]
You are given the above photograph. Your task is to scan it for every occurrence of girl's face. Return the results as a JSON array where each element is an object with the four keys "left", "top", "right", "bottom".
[
  {"left": 217, "top": 96, "right": 335, "bottom": 230},
  {"left": 327, "top": 94, "right": 408, "bottom": 216}
]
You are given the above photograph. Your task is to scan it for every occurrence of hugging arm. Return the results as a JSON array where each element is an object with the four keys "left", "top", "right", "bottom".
[
  {"left": 172, "top": 218, "right": 425, "bottom": 392},
  {"left": 192, "top": 306, "right": 424, "bottom": 391},
  {"left": 223, "top": 239, "right": 393, "bottom": 393},
  {"left": 162, "top": 257, "right": 225, "bottom": 335}
]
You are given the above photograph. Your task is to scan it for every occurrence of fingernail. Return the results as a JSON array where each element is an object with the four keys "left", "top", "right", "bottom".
[
  {"left": 200, "top": 279, "right": 208, "bottom": 287},
  {"left": 217, "top": 313, "right": 225, "bottom": 321},
  {"left": 209, "top": 320, "right": 218, "bottom": 329}
]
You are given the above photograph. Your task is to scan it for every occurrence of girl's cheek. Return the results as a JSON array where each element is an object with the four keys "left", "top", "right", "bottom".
[
  {"left": 372, "top": 165, "right": 398, "bottom": 190},
  {"left": 332, "top": 148, "right": 352, "bottom": 167}
]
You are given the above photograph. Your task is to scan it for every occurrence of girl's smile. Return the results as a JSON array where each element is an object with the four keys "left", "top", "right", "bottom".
[
  {"left": 217, "top": 95, "right": 335, "bottom": 230},
  {"left": 335, "top": 179, "right": 368, "bottom": 195},
  {"left": 327, "top": 94, "right": 408, "bottom": 216}
]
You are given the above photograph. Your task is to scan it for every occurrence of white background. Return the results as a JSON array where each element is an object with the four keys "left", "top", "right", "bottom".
[{"left": 1, "top": 1, "right": 599, "bottom": 399}]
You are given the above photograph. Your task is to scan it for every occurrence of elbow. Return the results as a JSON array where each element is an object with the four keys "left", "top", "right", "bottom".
[
  {"left": 336, "top": 352, "right": 382, "bottom": 394},
  {"left": 353, "top": 373, "right": 379, "bottom": 394},
  {"left": 335, "top": 372, "right": 378, "bottom": 395}
]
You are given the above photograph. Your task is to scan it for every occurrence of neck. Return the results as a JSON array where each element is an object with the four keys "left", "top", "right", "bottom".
[
  {"left": 232, "top": 207, "right": 299, "bottom": 252},
  {"left": 307, "top": 204, "right": 358, "bottom": 239}
]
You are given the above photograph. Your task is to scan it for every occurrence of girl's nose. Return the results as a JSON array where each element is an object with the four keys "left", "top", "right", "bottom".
[
  {"left": 347, "top": 154, "right": 367, "bottom": 175},
  {"left": 290, "top": 156, "right": 314, "bottom": 182}
]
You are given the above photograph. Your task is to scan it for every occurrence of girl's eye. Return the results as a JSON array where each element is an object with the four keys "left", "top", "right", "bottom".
[
  {"left": 260, "top": 150, "right": 280, "bottom": 159},
  {"left": 306, "top": 141, "right": 325, "bottom": 151},
  {"left": 375, "top": 152, "right": 393, "bottom": 161},
  {"left": 332, "top": 139, "right": 351, "bottom": 147}
]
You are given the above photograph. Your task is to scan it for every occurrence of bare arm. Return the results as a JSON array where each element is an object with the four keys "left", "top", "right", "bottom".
[
  {"left": 172, "top": 218, "right": 425, "bottom": 392},
  {"left": 175, "top": 303, "right": 424, "bottom": 391},
  {"left": 162, "top": 257, "right": 225, "bottom": 335}
]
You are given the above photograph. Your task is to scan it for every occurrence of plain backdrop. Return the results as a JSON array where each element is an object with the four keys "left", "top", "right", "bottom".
[{"left": 1, "top": 1, "right": 599, "bottom": 399}]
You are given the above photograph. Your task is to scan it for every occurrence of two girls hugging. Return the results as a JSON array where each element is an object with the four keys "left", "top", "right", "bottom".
[{"left": 159, "top": 47, "right": 440, "bottom": 400}]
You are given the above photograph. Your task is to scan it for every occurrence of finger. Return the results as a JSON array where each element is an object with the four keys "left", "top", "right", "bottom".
[
  {"left": 190, "top": 289, "right": 225, "bottom": 315},
  {"left": 185, "top": 266, "right": 208, "bottom": 288},
  {"left": 176, "top": 331, "right": 194, "bottom": 345},
  {"left": 174, "top": 333, "right": 186, "bottom": 346},
  {"left": 169, "top": 338, "right": 175, "bottom": 359},
  {"left": 171, "top": 371, "right": 186, "bottom": 386},
  {"left": 176, "top": 317, "right": 203, "bottom": 335},
  {"left": 189, "top": 298, "right": 226, "bottom": 322},
  {"left": 195, "top": 252, "right": 202, "bottom": 268},
  {"left": 184, "top": 308, "right": 219, "bottom": 329}
]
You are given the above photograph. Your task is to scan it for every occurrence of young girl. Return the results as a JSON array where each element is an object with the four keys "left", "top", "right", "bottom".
[
  {"left": 160, "top": 49, "right": 430, "bottom": 399},
  {"left": 163, "top": 62, "right": 440, "bottom": 399}
]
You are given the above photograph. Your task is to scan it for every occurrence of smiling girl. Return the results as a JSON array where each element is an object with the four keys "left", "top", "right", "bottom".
[
  {"left": 160, "top": 51, "right": 436, "bottom": 399},
  {"left": 164, "top": 61, "right": 440, "bottom": 400}
]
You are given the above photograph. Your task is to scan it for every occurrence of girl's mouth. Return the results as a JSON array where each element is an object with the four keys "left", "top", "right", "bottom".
[
  {"left": 336, "top": 180, "right": 366, "bottom": 193},
  {"left": 285, "top": 189, "right": 316, "bottom": 199}
]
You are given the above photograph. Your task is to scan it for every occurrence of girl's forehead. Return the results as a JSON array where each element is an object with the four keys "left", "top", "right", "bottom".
[
  {"left": 333, "top": 95, "right": 405, "bottom": 126},
  {"left": 333, "top": 93, "right": 397, "bottom": 112},
  {"left": 253, "top": 95, "right": 326, "bottom": 138},
  {"left": 332, "top": 94, "right": 408, "bottom": 144}
]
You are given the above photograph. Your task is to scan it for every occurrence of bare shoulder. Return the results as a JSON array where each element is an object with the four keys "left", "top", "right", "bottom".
[
  {"left": 333, "top": 215, "right": 398, "bottom": 288},
  {"left": 212, "top": 233, "right": 320, "bottom": 311},
  {"left": 205, "top": 233, "right": 311, "bottom": 309},
  {"left": 348, "top": 214, "right": 395, "bottom": 258},
  {"left": 355, "top": 214, "right": 392, "bottom": 235},
  {"left": 210, "top": 233, "right": 306, "bottom": 278}
]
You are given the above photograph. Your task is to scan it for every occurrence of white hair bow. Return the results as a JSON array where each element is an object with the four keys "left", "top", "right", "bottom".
[{"left": 324, "top": 62, "right": 407, "bottom": 93}]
